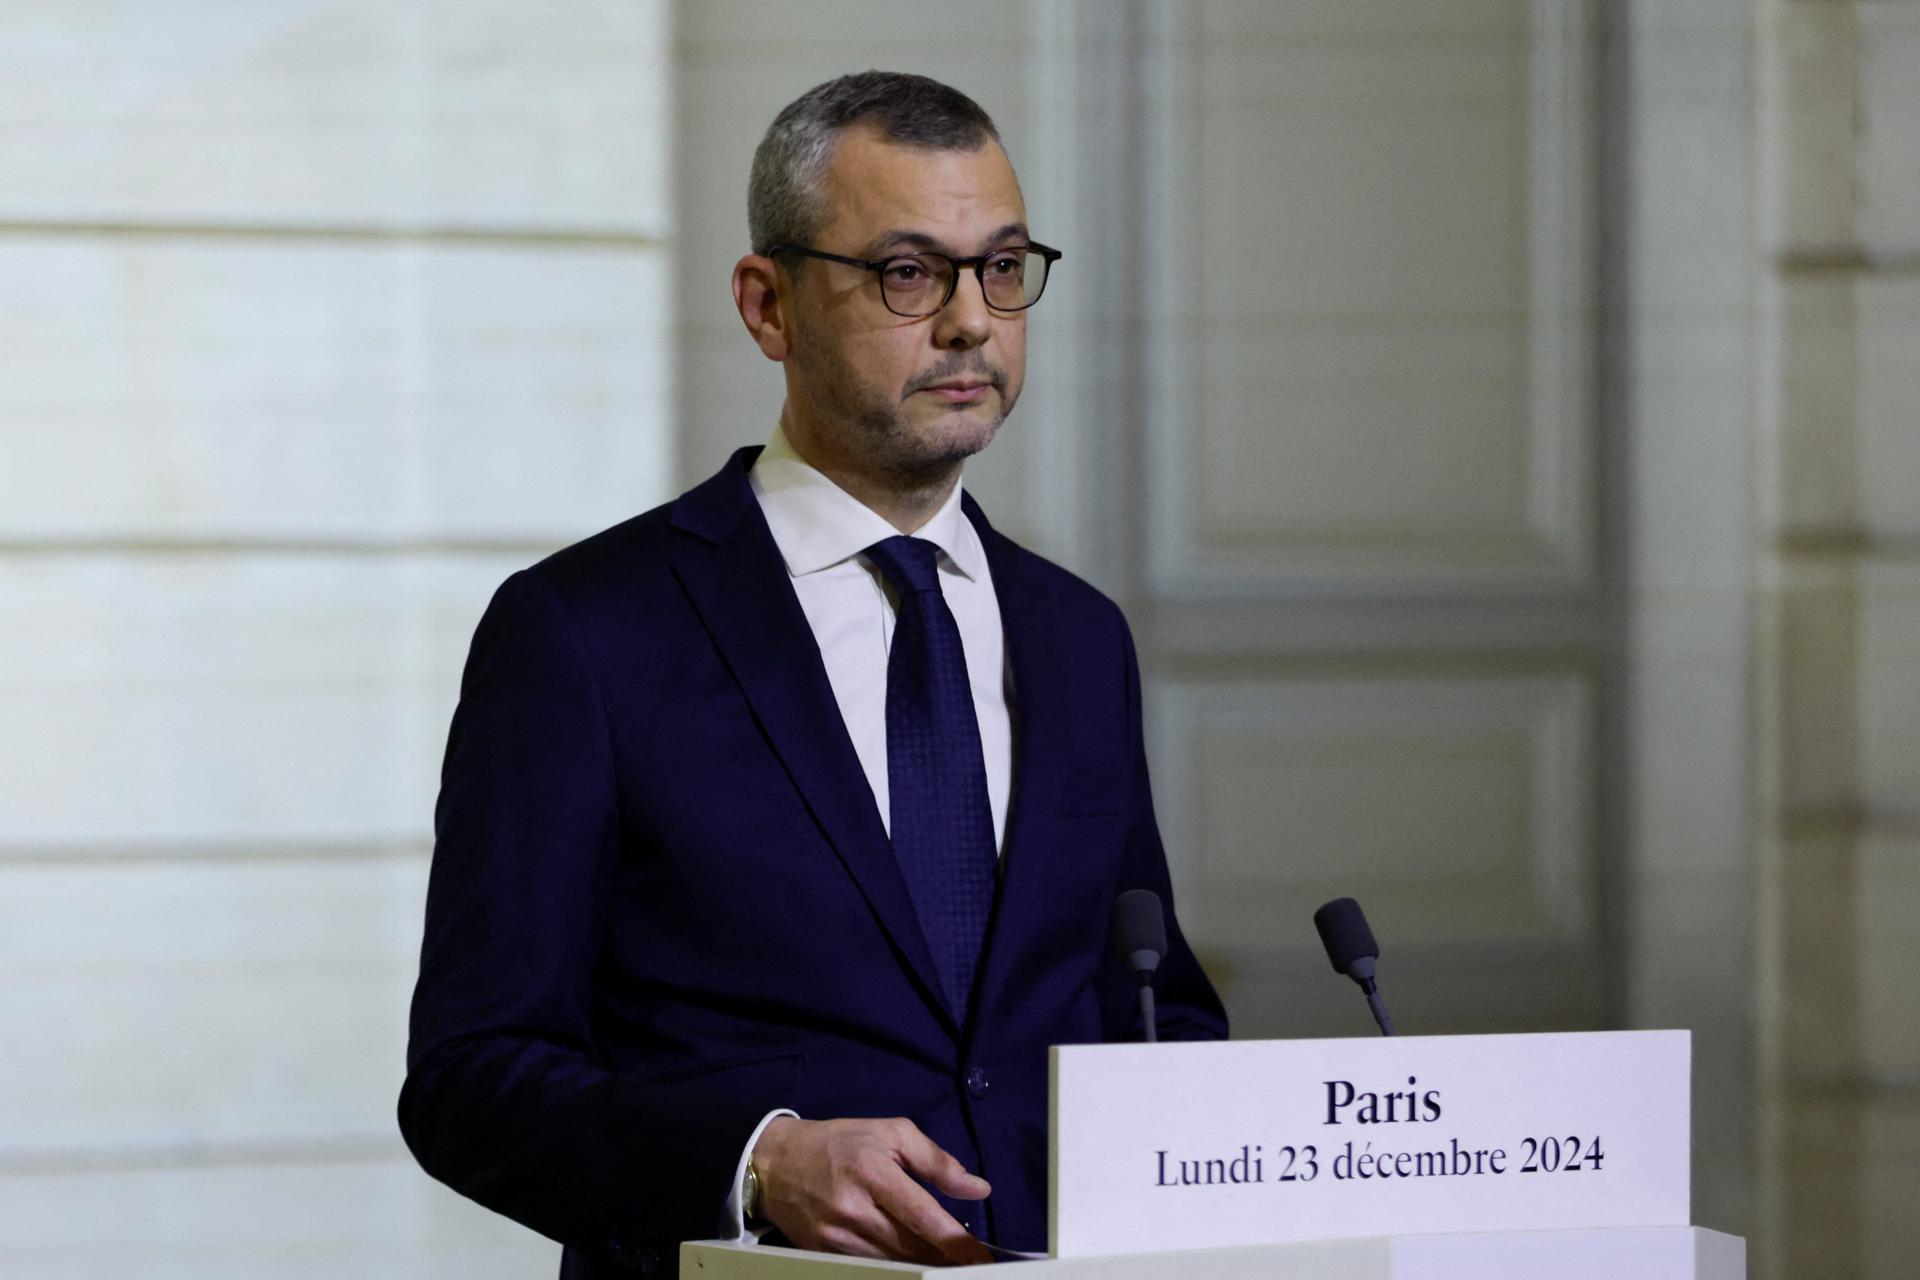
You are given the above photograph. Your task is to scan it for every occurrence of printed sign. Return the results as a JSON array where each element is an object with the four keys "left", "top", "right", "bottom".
[{"left": 1048, "top": 1031, "right": 1689, "bottom": 1257}]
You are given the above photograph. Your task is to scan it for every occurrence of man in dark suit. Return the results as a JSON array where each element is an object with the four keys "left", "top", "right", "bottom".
[{"left": 399, "top": 71, "right": 1225, "bottom": 1277}]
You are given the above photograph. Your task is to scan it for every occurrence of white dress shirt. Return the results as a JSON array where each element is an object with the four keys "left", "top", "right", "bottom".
[
  {"left": 746, "top": 423, "right": 1013, "bottom": 852},
  {"left": 719, "top": 424, "right": 1015, "bottom": 1240}
]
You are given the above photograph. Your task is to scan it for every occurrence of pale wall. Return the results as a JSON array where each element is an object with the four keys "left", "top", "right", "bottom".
[{"left": 0, "top": 4, "right": 672, "bottom": 1275}]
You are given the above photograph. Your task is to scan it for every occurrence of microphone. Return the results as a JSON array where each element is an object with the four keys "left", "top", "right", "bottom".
[
  {"left": 1313, "top": 897, "right": 1394, "bottom": 1036},
  {"left": 1111, "top": 889, "right": 1168, "bottom": 1043}
]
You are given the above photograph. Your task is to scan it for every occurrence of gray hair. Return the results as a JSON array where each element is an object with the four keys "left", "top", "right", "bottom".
[{"left": 748, "top": 70, "right": 1002, "bottom": 255}]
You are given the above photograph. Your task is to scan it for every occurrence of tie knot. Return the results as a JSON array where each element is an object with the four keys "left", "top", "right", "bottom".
[{"left": 863, "top": 535, "right": 944, "bottom": 597}]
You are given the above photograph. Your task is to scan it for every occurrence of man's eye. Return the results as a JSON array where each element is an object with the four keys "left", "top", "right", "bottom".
[
  {"left": 886, "top": 262, "right": 925, "bottom": 284},
  {"left": 986, "top": 254, "right": 1020, "bottom": 275}
]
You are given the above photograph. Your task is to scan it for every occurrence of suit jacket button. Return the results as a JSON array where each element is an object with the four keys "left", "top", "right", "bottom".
[{"left": 965, "top": 1066, "right": 990, "bottom": 1098}]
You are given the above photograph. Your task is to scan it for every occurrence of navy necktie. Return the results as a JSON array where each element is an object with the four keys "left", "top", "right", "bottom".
[{"left": 862, "top": 535, "right": 997, "bottom": 1021}]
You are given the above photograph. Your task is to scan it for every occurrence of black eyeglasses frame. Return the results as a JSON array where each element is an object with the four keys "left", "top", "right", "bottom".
[{"left": 760, "top": 241, "right": 1063, "bottom": 317}]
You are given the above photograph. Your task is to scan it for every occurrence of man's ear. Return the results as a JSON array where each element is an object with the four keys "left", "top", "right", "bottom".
[{"left": 732, "top": 254, "right": 792, "bottom": 362}]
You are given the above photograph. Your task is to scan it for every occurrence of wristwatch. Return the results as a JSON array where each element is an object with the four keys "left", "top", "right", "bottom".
[{"left": 742, "top": 1157, "right": 765, "bottom": 1224}]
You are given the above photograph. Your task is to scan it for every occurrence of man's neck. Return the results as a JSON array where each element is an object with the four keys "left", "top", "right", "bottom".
[{"left": 778, "top": 414, "right": 962, "bottom": 535}]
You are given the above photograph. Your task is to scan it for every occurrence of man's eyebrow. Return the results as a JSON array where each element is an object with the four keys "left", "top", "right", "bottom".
[
  {"left": 857, "top": 222, "right": 1031, "bottom": 258},
  {"left": 855, "top": 229, "right": 934, "bottom": 256},
  {"left": 979, "top": 222, "right": 1029, "bottom": 250}
]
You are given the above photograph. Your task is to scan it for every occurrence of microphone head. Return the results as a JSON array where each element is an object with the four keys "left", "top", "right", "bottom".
[
  {"left": 1111, "top": 889, "right": 1168, "bottom": 975},
  {"left": 1313, "top": 897, "right": 1380, "bottom": 979}
]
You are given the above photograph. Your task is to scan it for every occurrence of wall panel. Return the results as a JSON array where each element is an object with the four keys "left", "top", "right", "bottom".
[
  {"left": 1775, "top": 563, "right": 1861, "bottom": 815},
  {"left": 1769, "top": 0, "right": 1859, "bottom": 255},
  {"left": 0, "top": 1, "right": 668, "bottom": 232},
  {"left": 1151, "top": 673, "right": 1597, "bottom": 954},
  {"left": 0, "top": 857, "right": 425, "bottom": 1155},
  {"left": 0, "top": 239, "right": 669, "bottom": 541},
  {"left": 0, "top": 1154, "right": 553, "bottom": 1279},
  {"left": 1859, "top": 279, "right": 1920, "bottom": 539},
  {"left": 1145, "top": 0, "right": 1596, "bottom": 593},
  {"left": 1859, "top": 835, "right": 1920, "bottom": 1078},
  {"left": 0, "top": 553, "right": 522, "bottom": 845},
  {"left": 1859, "top": 4, "right": 1920, "bottom": 258},
  {"left": 1775, "top": 278, "right": 1859, "bottom": 533},
  {"left": 1145, "top": 669, "right": 1608, "bottom": 1043},
  {"left": 1860, "top": 561, "right": 1920, "bottom": 817}
]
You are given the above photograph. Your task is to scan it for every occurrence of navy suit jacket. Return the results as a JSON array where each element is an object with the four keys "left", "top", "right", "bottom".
[{"left": 398, "top": 446, "right": 1226, "bottom": 1277}]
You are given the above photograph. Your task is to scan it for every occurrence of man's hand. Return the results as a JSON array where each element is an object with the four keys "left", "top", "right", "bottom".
[{"left": 751, "top": 1116, "right": 993, "bottom": 1266}]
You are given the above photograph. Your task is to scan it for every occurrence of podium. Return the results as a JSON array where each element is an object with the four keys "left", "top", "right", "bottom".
[
  {"left": 683, "top": 1032, "right": 1746, "bottom": 1277},
  {"left": 684, "top": 1227, "right": 1745, "bottom": 1278}
]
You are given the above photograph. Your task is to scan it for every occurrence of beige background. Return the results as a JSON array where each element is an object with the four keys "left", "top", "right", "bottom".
[{"left": 0, "top": 2, "right": 1913, "bottom": 1277}]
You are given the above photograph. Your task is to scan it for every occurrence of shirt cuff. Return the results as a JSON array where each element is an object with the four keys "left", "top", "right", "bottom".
[{"left": 720, "top": 1107, "right": 801, "bottom": 1243}]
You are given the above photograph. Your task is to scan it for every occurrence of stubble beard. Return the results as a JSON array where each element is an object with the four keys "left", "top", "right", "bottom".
[{"left": 791, "top": 342, "right": 1018, "bottom": 490}]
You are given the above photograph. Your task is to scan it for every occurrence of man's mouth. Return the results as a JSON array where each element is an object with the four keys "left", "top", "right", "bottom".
[{"left": 918, "top": 380, "right": 993, "bottom": 405}]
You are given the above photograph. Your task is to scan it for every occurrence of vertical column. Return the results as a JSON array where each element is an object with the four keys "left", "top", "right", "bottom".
[
  {"left": 1614, "top": 0, "right": 1759, "bottom": 1247},
  {"left": 1758, "top": 2, "right": 1920, "bottom": 1277}
]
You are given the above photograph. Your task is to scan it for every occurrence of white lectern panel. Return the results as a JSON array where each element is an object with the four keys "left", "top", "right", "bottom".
[{"left": 1051, "top": 1031, "right": 1689, "bottom": 1256}]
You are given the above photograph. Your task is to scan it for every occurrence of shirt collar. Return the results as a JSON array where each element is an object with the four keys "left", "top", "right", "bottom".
[{"left": 748, "top": 423, "right": 986, "bottom": 582}]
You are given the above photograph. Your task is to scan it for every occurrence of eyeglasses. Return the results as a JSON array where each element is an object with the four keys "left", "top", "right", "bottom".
[{"left": 762, "top": 242, "right": 1062, "bottom": 318}]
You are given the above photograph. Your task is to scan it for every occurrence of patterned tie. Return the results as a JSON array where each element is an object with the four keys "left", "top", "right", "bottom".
[{"left": 862, "top": 535, "right": 997, "bottom": 1022}]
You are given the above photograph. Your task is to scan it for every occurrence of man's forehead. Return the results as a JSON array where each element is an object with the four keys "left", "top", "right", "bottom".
[{"left": 818, "top": 125, "right": 1026, "bottom": 254}]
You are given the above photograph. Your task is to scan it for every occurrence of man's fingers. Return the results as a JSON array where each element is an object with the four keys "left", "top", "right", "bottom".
[
  {"left": 888, "top": 1120, "right": 992, "bottom": 1200},
  {"left": 813, "top": 1222, "right": 893, "bottom": 1262},
  {"left": 831, "top": 1204, "right": 951, "bottom": 1268},
  {"left": 757, "top": 1116, "right": 995, "bottom": 1265},
  {"left": 815, "top": 1183, "right": 952, "bottom": 1268},
  {"left": 871, "top": 1164, "right": 995, "bottom": 1266}
]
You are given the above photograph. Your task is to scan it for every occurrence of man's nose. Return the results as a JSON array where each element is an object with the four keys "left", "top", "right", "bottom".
[{"left": 932, "top": 268, "right": 993, "bottom": 350}]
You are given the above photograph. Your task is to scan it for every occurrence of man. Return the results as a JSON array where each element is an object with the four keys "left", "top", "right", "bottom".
[{"left": 399, "top": 71, "right": 1225, "bottom": 1278}]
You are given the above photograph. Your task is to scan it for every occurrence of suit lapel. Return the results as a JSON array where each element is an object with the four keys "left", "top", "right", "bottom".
[
  {"left": 668, "top": 448, "right": 955, "bottom": 1035},
  {"left": 962, "top": 494, "right": 1070, "bottom": 1035}
]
